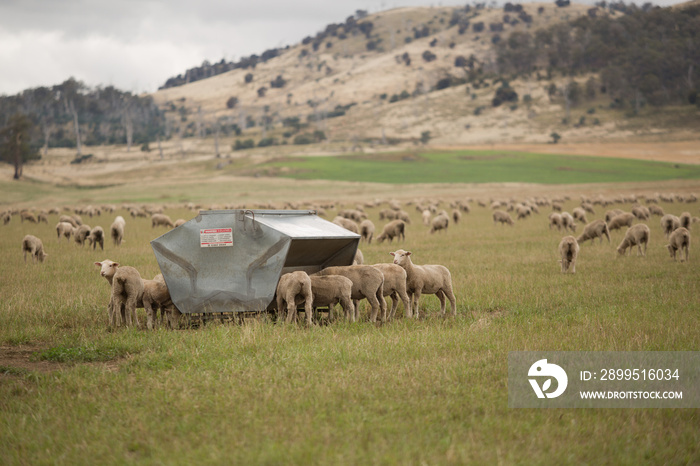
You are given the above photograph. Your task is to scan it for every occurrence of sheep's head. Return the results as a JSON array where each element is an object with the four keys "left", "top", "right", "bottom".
[
  {"left": 95, "top": 260, "right": 119, "bottom": 279},
  {"left": 390, "top": 249, "right": 411, "bottom": 267},
  {"left": 38, "top": 251, "right": 48, "bottom": 262}
]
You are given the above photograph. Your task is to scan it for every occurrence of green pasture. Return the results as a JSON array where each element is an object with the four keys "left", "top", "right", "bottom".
[
  {"left": 0, "top": 185, "right": 699, "bottom": 464},
  {"left": 254, "top": 150, "right": 700, "bottom": 184}
]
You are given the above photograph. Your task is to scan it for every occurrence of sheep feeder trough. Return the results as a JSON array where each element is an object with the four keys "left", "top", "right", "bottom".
[{"left": 151, "top": 210, "right": 360, "bottom": 318}]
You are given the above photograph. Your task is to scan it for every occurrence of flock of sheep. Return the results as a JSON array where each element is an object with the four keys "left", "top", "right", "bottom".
[{"left": 5, "top": 190, "right": 696, "bottom": 329}]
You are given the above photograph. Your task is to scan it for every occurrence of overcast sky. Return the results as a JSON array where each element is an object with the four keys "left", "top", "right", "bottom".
[{"left": 0, "top": 0, "right": 686, "bottom": 96}]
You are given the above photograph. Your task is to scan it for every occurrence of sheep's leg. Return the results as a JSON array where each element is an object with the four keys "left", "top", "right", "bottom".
[
  {"left": 367, "top": 294, "right": 381, "bottom": 323},
  {"left": 144, "top": 300, "right": 155, "bottom": 330},
  {"left": 167, "top": 305, "right": 182, "bottom": 329},
  {"left": 388, "top": 293, "right": 400, "bottom": 320},
  {"left": 412, "top": 291, "right": 422, "bottom": 318},
  {"left": 107, "top": 296, "right": 115, "bottom": 327},
  {"left": 124, "top": 296, "right": 139, "bottom": 327},
  {"left": 570, "top": 259, "right": 576, "bottom": 274},
  {"left": 342, "top": 299, "right": 355, "bottom": 321},
  {"left": 398, "top": 288, "right": 412, "bottom": 319},
  {"left": 304, "top": 297, "right": 314, "bottom": 327},
  {"left": 436, "top": 290, "right": 447, "bottom": 316},
  {"left": 352, "top": 299, "right": 360, "bottom": 322}
]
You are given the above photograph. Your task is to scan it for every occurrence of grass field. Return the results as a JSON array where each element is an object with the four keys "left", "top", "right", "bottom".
[
  {"left": 1, "top": 172, "right": 699, "bottom": 464},
  {"left": 248, "top": 150, "right": 700, "bottom": 184}
]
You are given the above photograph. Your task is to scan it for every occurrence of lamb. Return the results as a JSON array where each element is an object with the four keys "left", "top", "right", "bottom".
[
  {"left": 95, "top": 260, "right": 141, "bottom": 327},
  {"left": 56, "top": 221, "right": 74, "bottom": 241},
  {"left": 390, "top": 250, "right": 456, "bottom": 318},
  {"left": 142, "top": 275, "right": 178, "bottom": 330},
  {"left": 548, "top": 213, "right": 563, "bottom": 231},
  {"left": 493, "top": 210, "right": 514, "bottom": 226},
  {"left": 74, "top": 224, "right": 92, "bottom": 246},
  {"left": 607, "top": 213, "right": 635, "bottom": 231},
  {"left": 616, "top": 224, "right": 650, "bottom": 257},
  {"left": 315, "top": 265, "right": 386, "bottom": 322},
  {"left": 561, "top": 212, "right": 577, "bottom": 232},
  {"left": 359, "top": 219, "right": 375, "bottom": 244},
  {"left": 333, "top": 216, "right": 360, "bottom": 234},
  {"left": 660, "top": 214, "right": 681, "bottom": 238},
  {"left": 667, "top": 227, "right": 690, "bottom": 262},
  {"left": 308, "top": 275, "right": 355, "bottom": 321},
  {"left": 372, "top": 263, "right": 412, "bottom": 320},
  {"left": 576, "top": 219, "right": 611, "bottom": 245},
  {"left": 430, "top": 214, "right": 449, "bottom": 234},
  {"left": 22, "top": 235, "right": 48, "bottom": 263},
  {"left": 276, "top": 271, "right": 314, "bottom": 325},
  {"left": 376, "top": 220, "right": 406, "bottom": 244},
  {"left": 151, "top": 213, "right": 174, "bottom": 228},
  {"left": 558, "top": 236, "right": 580, "bottom": 273},
  {"left": 110, "top": 216, "right": 126, "bottom": 246},
  {"left": 87, "top": 226, "right": 105, "bottom": 250},
  {"left": 572, "top": 207, "right": 588, "bottom": 224},
  {"left": 679, "top": 212, "right": 692, "bottom": 230}
]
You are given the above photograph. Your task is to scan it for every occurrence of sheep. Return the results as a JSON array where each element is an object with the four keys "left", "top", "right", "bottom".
[
  {"left": 452, "top": 209, "right": 462, "bottom": 225},
  {"left": 552, "top": 202, "right": 563, "bottom": 212},
  {"left": 576, "top": 220, "right": 611, "bottom": 245},
  {"left": 22, "top": 235, "right": 48, "bottom": 263},
  {"left": 548, "top": 213, "right": 563, "bottom": 231},
  {"left": 74, "top": 224, "right": 92, "bottom": 246},
  {"left": 631, "top": 205, "right": 650, "bottom": 221},
  {"left": 376, "top": 220, "right": 406, "bottom": 244},
  {"left": 87, "top": 226, "right": 105, "bottom": 250},
  {"left": 151, "top": 213, "right": 174, "bottom": 228},
  {"left": 276, "top": 271, "right": 314, "bottom": 325},
  {"left": 56, "top": 221, "right": 74, "bottom": 241},
  {"left": 390, "top": 249, "right": 456, "bottom": 318},
  {"left": 37, "top": 212, "right": 49, "bottom": 224},
  {"left": 561, "top": 212, "right": 577, "bottom": 232},
  {"left": 396, "top": 210, "right": 411, "bottom": 224},
  {"left": 558, "top": 236, "right": 580, "bottom": 273},
  {"left": 338, "top": 209, "right": 365, "bottom": 223},
  {"left": 648, "top": 205, "right": 665, "bottom": 216},
  {"left": 359, "top": 219, "right": 375, "bottom": 244},
  {"left": 607, "top": 213, "right": 635, "bottom": 231},
  {"left": 493, "top": 210, "right": 514, "bottom": 226},
  {"left": 379, "top": 209, "right": 397, "bottom": 220},
  {"left": 94, "top": 260, "right": 142, "bottom": 327},
  {"left": 679, "top": 212, "right": 692, "bottom": 230},
  {"left": 110, "top": 216, "right": 125, "bottom": 246},
  {"left": 605, "top": 209, "right": 625, "bottom": 223},
  {"left": 333, "top": 216, "right": 360, "bottom": 234},
  {"left": 315, "top": 265, "right": 385, "bottom": 323},
  {"left": 353, "top": 248, "right": 364, "bottom": 265},
  {"left": 142, "top": 275, "right": 177, "bottom": 330},
  {"left": 581, "top": 202, "right": 596, "bottom": 215},
  {"left": 516, "top": 205, "right": 532, "bottom": 220},
  {"left": 430, "top": 214, "right": 449, "bottom": 234},
  {"left": 2, "top": 211, "right": 10, "bottom": 225},
  {"left": 372, "top": 263, "right": 412, "bottom": 320},
  {"left": 59, "top": 214, "right": 79, "bottom": 228},
  {"left": 660, "top": 214, "right": 681, "bottom": 238},
  {"left": 616, "top": 224, "right": 650, "bottom": 257},
  {"left": 572, "top": 207, "right": 588, "bottom": 224},
  {"left": 667, "top": 227, "right": 690, "bottom": 262},
  {"left": 173, "top": 218, "right": 186, "bottom": 228},
  {"left": 308, "top": 275, "right": 355, "bottom": 322},
  {"left": 422, "top": 209, "right": 432, "bottom": 226},
  {"left": 20, "top": 211, "right": 37, "bottom": 223}
]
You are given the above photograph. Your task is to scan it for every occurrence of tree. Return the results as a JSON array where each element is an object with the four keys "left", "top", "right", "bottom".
[{"left": 0, "top": 114, "right": 39, "bottom": 179}]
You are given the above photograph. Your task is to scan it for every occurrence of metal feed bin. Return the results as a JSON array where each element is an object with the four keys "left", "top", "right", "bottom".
[{"left": 150, "top": 210, "right": 360, "bottom": 314}]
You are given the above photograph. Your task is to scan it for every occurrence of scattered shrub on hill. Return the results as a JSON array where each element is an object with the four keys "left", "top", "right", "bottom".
[
  {"left": 244, "top": 73, "right": 254, "bottom": 83},
  {"left": 492, "top": 84, "right": 519, "bottom": 107},
  {"left": 270, "top": 75, "right": 287, "bottom": 89},
  {"left": 257, "top": 87, "right": 267, "bottom": 98},
  {"left": 422, "top": 50, "right": 437, "bottom": 62},
  {"left": 233, "top": 139, "right": 255, "bottom": 151},
  {"left": 258, "top": 137, "right": 278, "bottom": 147},
  {"left": 420, "top": 131, "right": 432, "bottom": 144},
  {"left": 226, "top": 97, "right": 239, "bottom": 109},
  {"left": 473, "top": 22, "right": 485, "bottom": 33}
]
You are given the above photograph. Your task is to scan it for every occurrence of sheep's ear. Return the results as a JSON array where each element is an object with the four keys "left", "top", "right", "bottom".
[
  {"left": 94, "top": 261, "right": 102, "bottom": 267},
  {"left": 112, "top": 262, "right": 120, "bottom": 267},
  {"left": 389, "top": 252, "right": 395, "bottom": 256},
  {"left": 406, "top": 251, "right": 412, "bottom": 256}
]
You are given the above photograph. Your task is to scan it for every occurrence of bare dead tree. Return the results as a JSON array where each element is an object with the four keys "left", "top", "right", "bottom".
[{"left": 67, "top": 99, "right": 81, "bottom": 156}]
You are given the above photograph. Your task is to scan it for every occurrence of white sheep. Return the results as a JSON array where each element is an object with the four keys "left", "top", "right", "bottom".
[
  {"left": 576, "top": 219, "right": 610, "bottom": 245},
  {"left": 353, "top": 248, "right": 364, "bottom": 265},
  {"left": 376, "top": 220, "right": 406, "bottom": 244},
  {"left": 56, "top": 222, "right": 74, "bottom": 242},
  {"left": 390, "top": 249, "right": 456, "bottom": 318},
  {"left": 648, "top": 205, "right": 665, "bottom": 216},
  {"left": 87, "top": 226, "right": 105, "bottom": 250},
  {"left": 110, "top": 216, "right": 126, "bottom": 246},
  {"left": 142, "top": 275, "right": 178, "bottom": 330},
  {"left": 276, "top": 271, "right": 314, "bottom": 325},
  {"left": 679, "top": 212, "right": 692, "bottom": 230},
  {"left": 561, "top": 212, "right": 577, "bottom": 232},
  {"left": 548, "top": 213, "right": 563, "bottom": 231},
  {"left": 359, "top": 219, "right": 375, "bottom": 244},
  {"left": 151, "top": 213, "right": 174, "bottom": 228},
  {"left": 558, "top": 235, "right": 579, "bottom": 273},
  {"left": 604, "top": 209, "right": 625, "bottom": 223},
  {"left": 22, "top": 235, "right": 48, "bottom": 263},
  {"left": 631, "top": 205, "right": 650, "bottom": 221},
  {"left": 430, "top": 214, "right": 449, "bottom": 234},
  {"left": 493, "top": 210, "right": 514, "bottom": 226},
  {"left": 572, "top": 207, "right": 588, "bottom": 224},
  {"left": 174, "top": 218, "right": 187, "bottom": 228},
  {"left": 660, "top": 214, "right": 681, "bottom": 238},
  {"left": 373, "top": 263, "right": 412, "bottom": 320},
  {"left": 616, "top": 224, "right": 650, "bottom": 257},
  {"left": 74, "top": 224, "right": 92, "bottom": 246},
  {"left": 308, "top": 275, "right": 355, "bottom": 322},
  {"left": 332, "top": 216, "right": 360, "bottom": 234},
  {"left": 607, "top": 213, "right": 635, "bottom": 231},
  {"left": 667, "top": 227, "right": 690, "bottom": 262},
  {"left": 315, "top": 265, "right": 386, "bottom": 322},
  {"left": 452, "top": 209, "right": 462, "bottom": 225},
  {"left": 422, "top": 209, "right": 432, "bottom": 226}
]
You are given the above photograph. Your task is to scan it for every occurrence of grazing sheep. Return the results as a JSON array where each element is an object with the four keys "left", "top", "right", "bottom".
[
  {"left": 493, "top": 210, "right": 514, "bottom": 226},
  {"left": 660, "top": 214, "right": 681, "bottom": 238},
  {"left": 548, "top": 213, "right": 563, "bottom": 231},
  {"left": 333, "top": 216, "right": 360, "bottom": 234},
  {"left": 604, "top": 209, "right": 625, "bottom": 223},
  {"left": 353, "top": 248, "right": 364, "bottom": 265},
  {"left": 667, "top": 227, "right": 690, "bottom": 262},
  {"left": 315, "top": 265, "right": 386, "bottom": 323},
  {"left": 20, "top": 211, "right": 37, "bottom": 223},
  {"left": 396, "top": 210, "right": 411, "bottom": 224},
  {"left": 376, "top": 220, "right": 406, "bottom": 244},
  {"left": 276, "top": 271, "right": 314, "bottom": 325},
  {"left": 679, "top": 212, "right": 692, "bottom": 230},
  {"left": 59, "top": 214, "right": 79, "bottom": 228},
  {"left": 151, "top": 213, "right": 174, "bottom": 228},
  {"left": 422, "top": 209, "right": 432, "bottom": 226},
  {"left": 581, "top": 202, "right": 596, "bottom": 215},
  {"left": 372, "top": 263, "right": 412, "bottom": 320},
  {"left": 558, "top": 236, "right": 580, "bottom": 273},
  {"left": 516, "top": 205, "right": 532, "bottom": 220},
  {"left": 2, "top": 211, "right": 10, "bottom": 225},
  {"left": 552, "top": 202, "right": 563, "bottom": 212},
  {"left": 390, "top": 249, "right": 456, "bottom": 318},
  {"left": 359, "top": 219, "right": 375, "bottom": 244},
  {"left": 308, "top": 275, "right": 355, "bottom": 322},
  {"left": 452, "top": 209, "right": 462, "bottom": 225},
  {"left": 110, "top": 216, "right": 125, "bottom": 246},
  {"left": 561, "top": 212, "right": 577, "bottom": 232},
  {"left": 607, "top": 213, "right": 635, "bottom": 232},
  {"left": 572, "top": 207, "right": 588, "bottom": 224},
  {"left": 576, "top": 220, "right": 611, "bottom": 245},
  {"left": 56, "top": 222, "right": 74, "bottom": 241},
  {"left": 142, "top": 275, "right": 177, "bottom": 330},
  {"left": 379, "top": 209, "right": 397, "bottom": 220},
  {"left": 631, "top": 205, "right": 650, "bottom": 221},
  {"left": 22, "top": 235, "right": 48, "bottom": 263},
  {"left": 87, "top": 226, "right": 105, "bottom": 250},
  {"left": 430, "top": 214, "right": 449, "bottom": 234},
  {"left": 648, "top": 205, "right": 665, "bottom": 216},
  {"left": 74, "top": 224, "right": 92, "bottom": 246},
  {"left": 338, "top": 209, "right": 365, "bottom": 223},
  {"left": 37, "top": 212, "right": 49, "bottom": 224},
  {"left": 616, "top": 224, "right": 650, "bottom": 257},
  {"left": 174, "top": 218, "right": 186, "bottom": 228}
]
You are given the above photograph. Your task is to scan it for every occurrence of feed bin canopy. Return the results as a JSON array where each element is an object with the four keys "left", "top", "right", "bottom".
[{"left": 151, "top": 210, "right": 360, "bottom": 314}]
